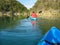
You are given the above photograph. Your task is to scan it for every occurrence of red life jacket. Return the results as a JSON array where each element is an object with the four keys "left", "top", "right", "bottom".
[{"left": 31, "top": 13, "right": 37, "bottom": 18}]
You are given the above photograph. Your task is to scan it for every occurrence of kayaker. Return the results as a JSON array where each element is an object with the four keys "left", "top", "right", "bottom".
[
  {"left": 30, "top": 11, "right": 37, "bottom": 21},
  {"left": 30, "top": 11, "right": 37, "bottom": 26}
]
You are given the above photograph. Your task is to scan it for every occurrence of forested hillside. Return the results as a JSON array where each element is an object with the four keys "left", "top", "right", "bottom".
[
  {"left": 31, "top": 0, "right": 60, "bottom": 12},
  {"left": 0, "top": 0, "right": 28, "bottom": 16}
]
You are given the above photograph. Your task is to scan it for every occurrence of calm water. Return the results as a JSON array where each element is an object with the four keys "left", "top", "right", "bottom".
[
  {"left": 0, "top": 19, "right": 42, "bottom": 45},
  {"left": 0, "top": 17, "right": 60, "bottom": 45}
]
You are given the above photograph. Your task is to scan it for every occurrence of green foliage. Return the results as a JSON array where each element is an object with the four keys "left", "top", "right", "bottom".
[
  {"left": 0, "top": 0, "right": 28, "bottom": 12},
  {"left": 31, "top": 0, "right": 60, "bottom": 11}
]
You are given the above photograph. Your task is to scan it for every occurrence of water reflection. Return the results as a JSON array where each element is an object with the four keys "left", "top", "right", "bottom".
[
  {"left": 0, "top": 16, "right": 19, "bottom": 29},
  {"left": 37, "top": 18, "right": 60, "bottom": 34},
  {"left": 1, "top": 16, "right": 60, "bottom": 45},
  {"left": 31, "top": 21, "right": 36, "bottom": 26},
  {"left": 0, "top": 18, "right": 42, "bottom": 45}
]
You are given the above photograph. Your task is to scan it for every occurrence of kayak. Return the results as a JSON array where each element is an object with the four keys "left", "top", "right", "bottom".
[
  {"left": 38, "top": 27, "right": 60, "bottom": 45},
  {"left": 38, "top": 41, "right": 51, "bottom": 45},
  {"left": 29, "top": 16, "right": 37, "bottom": 21}
]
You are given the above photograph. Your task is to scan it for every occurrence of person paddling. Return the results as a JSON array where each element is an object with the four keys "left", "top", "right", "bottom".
[
  {"left": 30, "top": 11, "right": 37, "bottom": 27},
  {"left": 30, "top": 11, "right": 37, "bottom": 21}
]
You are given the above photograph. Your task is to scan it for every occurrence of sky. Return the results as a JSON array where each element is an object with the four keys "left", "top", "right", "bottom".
[{"left": 17, "top": 0, "right": 37, "bottom": 9}]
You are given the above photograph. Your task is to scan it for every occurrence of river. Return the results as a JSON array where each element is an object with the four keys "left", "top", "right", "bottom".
[{"left": 0, "top": 19, "right": 42, "bottom": 45}]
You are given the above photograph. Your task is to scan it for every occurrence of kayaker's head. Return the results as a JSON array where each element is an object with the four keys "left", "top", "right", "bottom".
[{"left": 32, "top": 11, "right": 35, "bottom": 13}]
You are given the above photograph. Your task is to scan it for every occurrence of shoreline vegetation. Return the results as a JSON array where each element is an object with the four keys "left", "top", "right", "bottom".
[{"left": 0, "top": 12, "right": 27, "bottom": 29}]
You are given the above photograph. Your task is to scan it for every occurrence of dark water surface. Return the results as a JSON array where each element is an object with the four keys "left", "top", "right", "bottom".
[{"left": 0, "top": 19, "right": 42, "bottom": 45}]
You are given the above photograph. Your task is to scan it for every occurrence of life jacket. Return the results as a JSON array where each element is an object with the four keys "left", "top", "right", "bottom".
[{"left": 31, "top": 13, "right": 37, "bottom": 18}]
